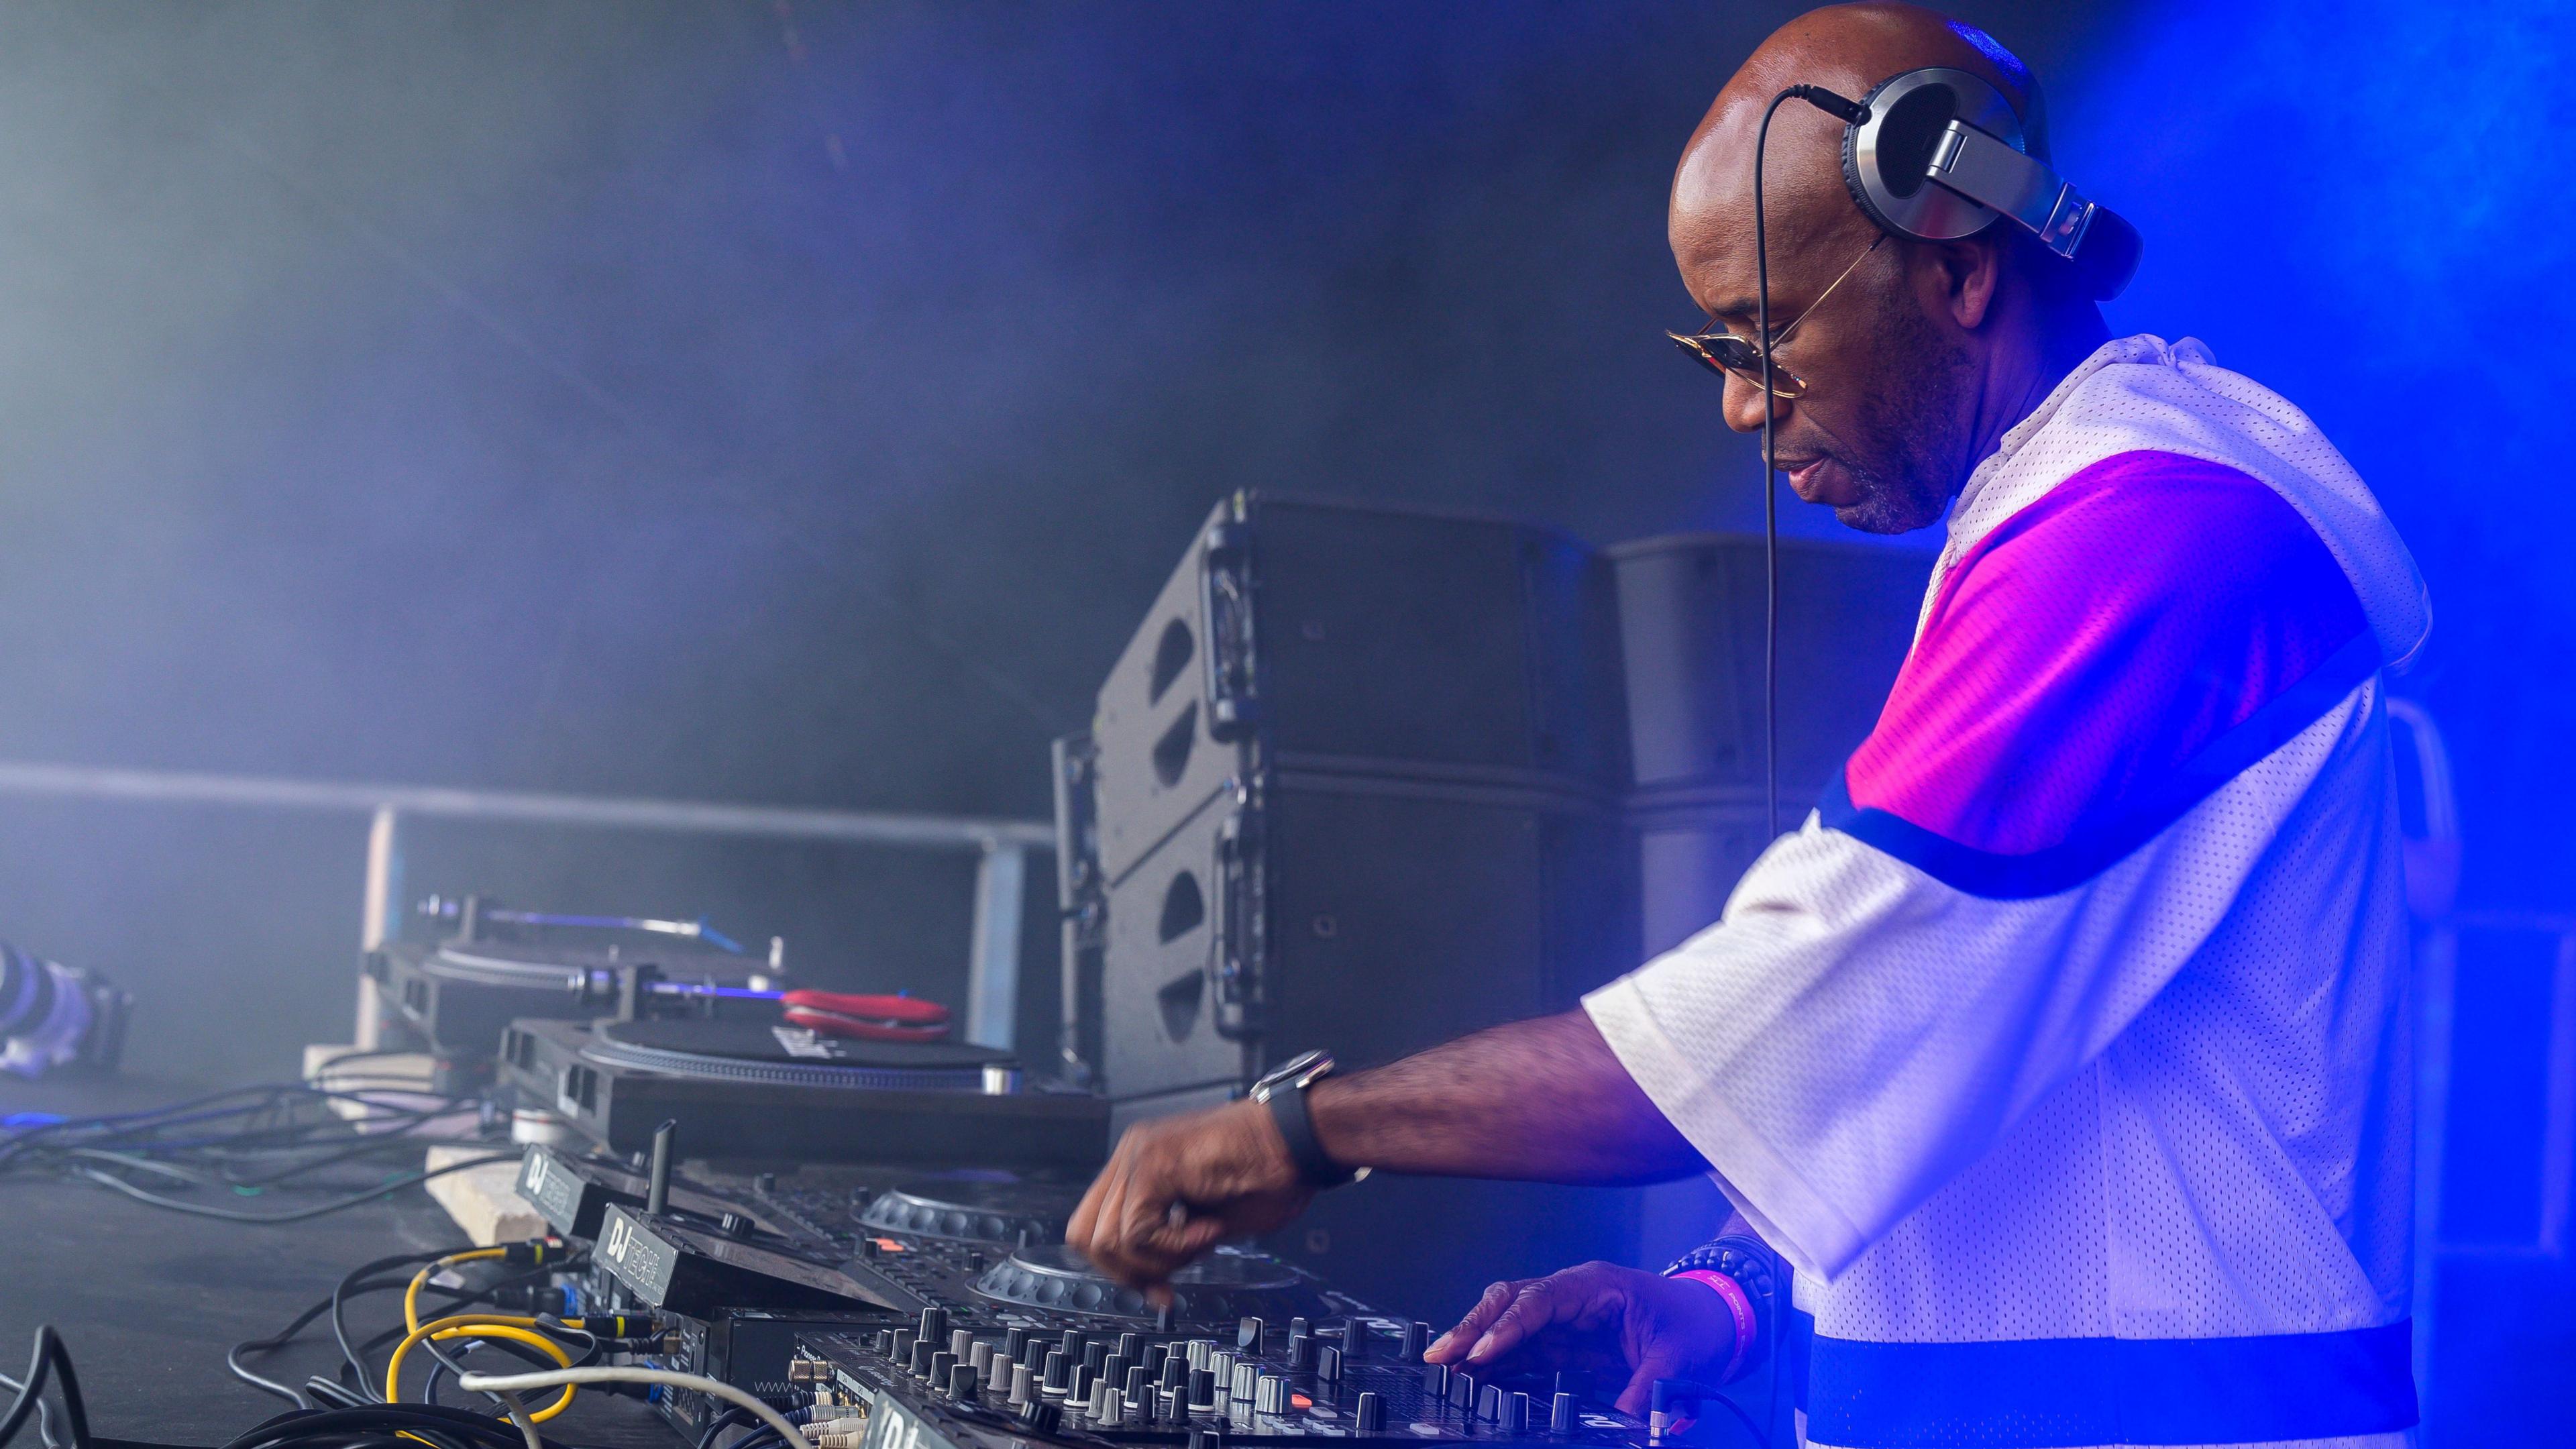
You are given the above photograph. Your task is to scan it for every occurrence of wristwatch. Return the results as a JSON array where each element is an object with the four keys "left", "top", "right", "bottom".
[{"left": 1249, "top": 1049, "right": 1364, "bottom": 1187}]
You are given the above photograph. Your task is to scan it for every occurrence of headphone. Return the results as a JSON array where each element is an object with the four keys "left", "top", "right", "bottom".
[{"left": 1798, "top": 68, "right": 2142, "bottom": 301}]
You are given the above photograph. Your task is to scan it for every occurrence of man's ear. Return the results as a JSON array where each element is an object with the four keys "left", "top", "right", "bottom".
[{"left": 1927, "top": 235, "right": 2004, "bottom": 330}]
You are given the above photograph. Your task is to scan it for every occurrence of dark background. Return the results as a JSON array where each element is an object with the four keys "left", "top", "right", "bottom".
[{"left": 0, "top": 0, "right": 2568, "bottom": 1436}]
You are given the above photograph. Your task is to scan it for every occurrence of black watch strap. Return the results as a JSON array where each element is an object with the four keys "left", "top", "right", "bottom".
[{"left": 1265, "top": 1079, "right": 1357, "bottom": 1187}]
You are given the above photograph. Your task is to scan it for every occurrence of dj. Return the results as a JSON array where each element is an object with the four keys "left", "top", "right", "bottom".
[{"left": 1071, "top": 5, "right": 2429, "bottom": 1444}]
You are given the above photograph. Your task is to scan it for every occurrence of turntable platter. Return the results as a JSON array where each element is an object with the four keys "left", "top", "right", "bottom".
[
  {"left": 971, "top": 1242, "right": 1328, "bottom": 1324},
  {"left": 582, "top": 1018, "right": 1012, "bottom": 1091},
  {"left": 429, "top": 937, "right": 752, "bottom": 987},
  {"left": 854, "top": 1181, "right": 1080, "bottom": 1245}
]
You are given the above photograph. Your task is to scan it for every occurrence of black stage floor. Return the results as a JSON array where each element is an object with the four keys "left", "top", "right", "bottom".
[{"left": 0, "top": 1073, "right": 678, "bottom": 1449}]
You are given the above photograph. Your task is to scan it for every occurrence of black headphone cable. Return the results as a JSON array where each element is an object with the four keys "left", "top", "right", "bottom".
[{"left": 1754, "top": 85, "right": 1876, "bottom": 841}]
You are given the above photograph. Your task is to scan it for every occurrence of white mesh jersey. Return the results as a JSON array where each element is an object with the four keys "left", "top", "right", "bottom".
[{"left": 1586, "top": 336, "right": 2430, "bottom": 1448}]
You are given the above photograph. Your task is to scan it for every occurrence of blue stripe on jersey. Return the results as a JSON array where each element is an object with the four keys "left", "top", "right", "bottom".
[{"left": 1787, "top": 1311, "right": 2417, "bottom": 1446}]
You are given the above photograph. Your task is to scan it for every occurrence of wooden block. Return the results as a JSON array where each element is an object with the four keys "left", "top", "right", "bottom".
[{"left": 425, "top": 1143, "right": 545, "bottom": 1246}]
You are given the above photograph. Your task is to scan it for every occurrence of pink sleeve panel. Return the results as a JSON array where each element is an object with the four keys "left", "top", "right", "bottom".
[{"left": 1824, "top": 450, "right": 2374, "bottom": 898}]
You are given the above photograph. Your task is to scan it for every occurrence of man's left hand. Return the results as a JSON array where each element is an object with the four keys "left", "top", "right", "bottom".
[{"left": 1423, "top": 1260, "right": 1739, "bottom": 1415}]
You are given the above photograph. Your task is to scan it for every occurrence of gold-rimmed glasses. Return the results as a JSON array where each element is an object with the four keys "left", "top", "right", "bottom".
[{"left": 1666, "top": 231, "right": 1886, "bottom": 398}]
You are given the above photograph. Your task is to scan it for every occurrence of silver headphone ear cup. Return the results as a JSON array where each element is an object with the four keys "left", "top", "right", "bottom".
[{"left": 1841, "top": 67, "right": 2024, "bottom": 242}]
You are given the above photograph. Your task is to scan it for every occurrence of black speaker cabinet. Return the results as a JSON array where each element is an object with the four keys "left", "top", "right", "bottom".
[
  {"left": 1090, "top": 492, "right": 1627, "bottom": 888},
  {"left": 1100, "top": 769, "right": 1633, "bottom": 1108},
  {"left": 1610, "top": 535, "right": 1927, "bottom": 954}
]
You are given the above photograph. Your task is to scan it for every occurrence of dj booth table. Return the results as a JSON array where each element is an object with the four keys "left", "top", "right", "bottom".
[{"left": 0, "top": 1073, "right": 677, "bottom": 1449}]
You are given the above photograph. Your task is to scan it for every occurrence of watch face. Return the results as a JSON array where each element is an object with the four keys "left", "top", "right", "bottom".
[{"left": 1257, "top": 1048, "right": 1330, "bottom": 1095}]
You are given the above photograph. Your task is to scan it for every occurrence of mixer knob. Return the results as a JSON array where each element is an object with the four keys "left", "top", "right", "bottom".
[
  {"left": 1503, "top": 1393, "right": 1530, "bottom": 1434},
  {"left": 968, "top": 1250, "right": 986, "bottom": 1271},
  {"left": 1119, "top": 1332, "right": 1145, "bottom": 1361},
  {"left": 1451, "top": 1373, "right": 1477, "bottom": 1413},
  {"left": 1187, "top": 1368, "right": 1218, "bottom": 1410},
  {"left": 1355, "top": 1392, "right": 1385, "bottom": 1434},
  {"left": 968, "top": 1341, "right": 992, "bottom": 1376},
  {"left": 1004, "top": 1328, "right": 1030, "bottom": 1361},
  {"left": 1102, "top": 1355, "right": 1129, "bottom": 1398},
  {"left": 909, "top": 1340, "right": 932, "bottom": 1379},
  {"left": 1156, "top": 1301, "right": 1176, "bottom": 1334},
  {"left": 929, "top": 1352, "right": 956, "bottom": 1389},
  {"left": 1317, "top": 1346, "right": 1341, "bottom": 1383},
  {"left": 1008, "top": 1363, "right": 1034, "bottom": 1409},
  {"left": 1068, "top": 1365, "right": 1093, "bottom": 1406},
  {"left": 1230, "top": 1361, "right": 1257, "bottom": 1402},
  {"left": 1254, "top": 1375, "right": 1287, "bottom": 1414},
  {"left": 892, "top": 1330, "right": 916, "bottom": 1364},
  {"left": 1188, "top": 1339, "right": 1216, "bottom": 1371},
  {"left": 1042, "top": 1348, "right": 1070, "bottom": 1395},
  {"left": 1479, "top": 1385, "right": 1503, "bottom": 1423},
  {"left": 1339, "top": 1321, "right": 1370, "bottom": 1362},
  {"left": 873, "top": 1330, "right": 894, "bottom": 1358},
  {"left": 950, "top": 1365, "right": 979, "bottom": 1402},
  {"left": 919, "top": 1308, "right": 949, "bottom": 1347},
  {"left": 988, "top": 1354, "right": 1015, "bottom": 1393},
  {"left": 1288, "top": 1317, "right": 1311, "bottom": 1339},
  {"left": 1550, "top": 1392, "right": 1577, "bottom": 1433},
  {"left": 1209, "top": 1350, "right": 1235, "bottom": 1388},
  {"left": 1286, "top": 1334, "right": 1313, "bottom": 1370},
  {"left": 1404, "top": 1322, "right": 1431, "bottom": 1362},
  {"left": 1238, "top": 1316, "right": 1265, "bottom": 1350},
  {"left": 1187, "top": 1428, "right": 1224, "bottom": 1449},
  {"left": 1159, "top": 1351, "right": 1188, "bottom": 1391},
  {"left": 1422, "top": 1364, "right": 1449, "bottom": 1401},
  {"left": 1061, "top": 1330, "right": 1087, "bottom": 1363},
  {"left": 951, "top": 1329, "right": 975, "bottom": 1362},
  {"left": 1125, "top": 1365, "right": 1151, "bottom": 1407}
]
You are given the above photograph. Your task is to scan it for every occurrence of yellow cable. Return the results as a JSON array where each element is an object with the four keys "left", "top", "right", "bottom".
[
  {"left": 405, "top": 1247, "right": 508, "bottom": 1333},
  {"left": 385, "top": 1316, "right": 578, "bottom": 1421}
]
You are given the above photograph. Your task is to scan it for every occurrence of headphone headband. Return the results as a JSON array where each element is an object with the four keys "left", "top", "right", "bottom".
[{"left": 1837, "top": 67, "right": 2141, "bottom": 301}]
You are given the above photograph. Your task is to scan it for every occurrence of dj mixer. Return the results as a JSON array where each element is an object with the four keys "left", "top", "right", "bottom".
[{"left": 506, "top": 1144, "right": 1756, "bottom": 1449}]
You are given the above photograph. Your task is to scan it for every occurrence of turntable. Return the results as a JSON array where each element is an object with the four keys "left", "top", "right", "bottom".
[
  {"left": 369, "top": 896, "right": 778, "bottom": 1063},
  {"left": 497, "top": 1016, "right": 1108, "bottom": 1169}
]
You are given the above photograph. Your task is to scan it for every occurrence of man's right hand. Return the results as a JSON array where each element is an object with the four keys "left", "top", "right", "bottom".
[
  {"left": 1422, "top": 1260, "right": 1739, "bottom": 1416},
  {"left": 1067, "top": 1098, "right": 1318, "bottom": 1293}
]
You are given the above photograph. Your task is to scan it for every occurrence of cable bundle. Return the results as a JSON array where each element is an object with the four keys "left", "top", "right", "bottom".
[{"left": 0, "top": 1078, "right": 511, "bottom": 1224}]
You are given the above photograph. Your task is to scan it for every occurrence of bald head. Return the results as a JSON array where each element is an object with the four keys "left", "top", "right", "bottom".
[
  {"left": 1663, "top": 4, "right": 2103, "bottom": 535},
  {"left": 1671, "top": 3, "right": 2038, "bottom": 305}
]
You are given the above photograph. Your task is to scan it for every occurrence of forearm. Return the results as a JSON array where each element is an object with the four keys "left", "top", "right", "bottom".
[{"left": 1304, "top": 1009, "right": 1709, "bottom": 1185}]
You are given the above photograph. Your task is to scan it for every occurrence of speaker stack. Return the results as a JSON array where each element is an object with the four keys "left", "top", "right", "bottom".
[
  {"left": 1609, "top": 535, "right": 1927, "bottom": 955},
  {"left": 1063, "top": 492, "right": 1925, "bottom": 1316}
]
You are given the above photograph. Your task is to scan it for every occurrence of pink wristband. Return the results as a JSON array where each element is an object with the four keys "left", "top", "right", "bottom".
[{"left": 1672, "top": 1269, "right": 1756, "bottom": 1383}]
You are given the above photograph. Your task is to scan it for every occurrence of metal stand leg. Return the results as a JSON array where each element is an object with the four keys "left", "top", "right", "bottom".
[
  {"left": 965, "top": 844, "right": 1026, "bottom": 1051},
  {"left": 356, "top": 806, "right": 403, "bottom": 1049}
]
